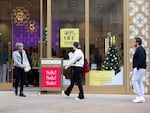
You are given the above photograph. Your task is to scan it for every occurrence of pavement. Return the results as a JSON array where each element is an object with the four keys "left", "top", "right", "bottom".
[{"left": 0, "top": 87, "right": 150, "bottom": 113}]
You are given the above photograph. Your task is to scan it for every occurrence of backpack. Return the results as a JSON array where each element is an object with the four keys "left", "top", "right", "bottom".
[{"left": 83, "top": 58, "right": 90, "bottom": 73}]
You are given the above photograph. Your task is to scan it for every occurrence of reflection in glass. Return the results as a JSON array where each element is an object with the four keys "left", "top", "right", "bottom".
[
  {"left": 51, "top": 0, "right": 85, "bottom": 85},
  {"left": 89, "top": 0, "right": 124, "bottom": 86}
]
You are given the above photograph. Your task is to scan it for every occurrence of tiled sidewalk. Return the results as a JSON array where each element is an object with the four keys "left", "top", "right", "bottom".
[{"left": 0, "top": 89, "right": 150, "bottom": 113}]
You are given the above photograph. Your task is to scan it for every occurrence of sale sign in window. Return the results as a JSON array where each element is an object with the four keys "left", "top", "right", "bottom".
[
  {"left": 60, "top": 28, "right": 79, "bottom": 47},
  {"left": 41, "top": 67, "right": 61, "bottom": 89}
]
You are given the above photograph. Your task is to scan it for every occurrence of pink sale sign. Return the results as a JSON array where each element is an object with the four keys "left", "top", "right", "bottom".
[{"left": 41, "top": 67, "right": 61, "bottom": 89}]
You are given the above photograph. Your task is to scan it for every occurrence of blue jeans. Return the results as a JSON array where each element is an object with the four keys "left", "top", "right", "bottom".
[
  {"left": 2, "top": 64, "right": 7, "bottom": 83},
  {"left": 0, "top": 64, "right": 2, "bottom": 82}
]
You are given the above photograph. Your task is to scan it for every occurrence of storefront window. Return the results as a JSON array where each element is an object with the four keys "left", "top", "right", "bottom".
[
  {"left": 89, "top": 0, "right": 124, "bottom": 86},
  {"left": 0, "top": 0, "right": 40, "bottom": 86},
  {"left": 51, "top": 0, "right": 85, "bottom": 85}
]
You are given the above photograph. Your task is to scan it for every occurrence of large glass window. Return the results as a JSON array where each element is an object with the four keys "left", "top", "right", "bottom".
[
  {"left": 51, "top": 0, "right": 85, "bottom": 84},
  {"left": 89, "top": 0, "right": 124, "bottom": 86},
  {"left": 0, "top": 0, "right": 40, "bottom": 84}
]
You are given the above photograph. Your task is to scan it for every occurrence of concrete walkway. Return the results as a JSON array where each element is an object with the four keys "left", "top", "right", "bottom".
[{"left": 0, "top": 88, "right": 150, "bottom": 113}]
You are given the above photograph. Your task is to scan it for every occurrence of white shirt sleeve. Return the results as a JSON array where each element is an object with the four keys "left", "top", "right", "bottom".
[{"left": 66, "top": 49, "right": 84, "bottom": 68}]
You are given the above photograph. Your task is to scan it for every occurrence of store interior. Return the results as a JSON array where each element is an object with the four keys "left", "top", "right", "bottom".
[{"left": 0, "top": 0, "right": 123, "bottom": 87}]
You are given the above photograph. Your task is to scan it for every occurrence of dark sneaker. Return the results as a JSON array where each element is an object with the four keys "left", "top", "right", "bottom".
[
  {"left": 19, "top": 94, "right": 26, "bottom": 97},
  {"left": 15, "top": 90, "right": 18, "bottom": 96}
]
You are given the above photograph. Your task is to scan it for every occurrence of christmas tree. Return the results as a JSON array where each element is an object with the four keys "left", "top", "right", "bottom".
[{"left": 103, "top": 44, "right": 120, "bottom": 74}]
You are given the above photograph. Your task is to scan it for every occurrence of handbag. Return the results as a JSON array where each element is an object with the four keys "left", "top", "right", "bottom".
[
  {"left": 83, "top": 58, "right": 90, "bottom": 73},
  {"left": 24, "top": 65, "right": 31, "bottom": 72}
]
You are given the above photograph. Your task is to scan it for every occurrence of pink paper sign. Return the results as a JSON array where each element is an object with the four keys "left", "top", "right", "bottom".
[{"left": 41, "top": 67, "right": 61, "bottom": 89}]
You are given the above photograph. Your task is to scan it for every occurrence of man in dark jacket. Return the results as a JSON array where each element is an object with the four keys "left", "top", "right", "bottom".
[{"left": 131, "top": 37, "right": 146, "bottom": 103}]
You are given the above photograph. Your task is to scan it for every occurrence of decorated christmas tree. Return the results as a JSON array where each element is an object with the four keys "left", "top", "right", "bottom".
[{"left": 103, "top": 44, "right": 120, "bottom": 74}]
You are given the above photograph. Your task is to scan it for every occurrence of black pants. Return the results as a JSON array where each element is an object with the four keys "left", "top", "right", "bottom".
[
  {"left": 14, "top": 67, "right": 25, "bottom": 95},
  {"left": 65, "top": 66, "right": 84, "bottom": 99}
]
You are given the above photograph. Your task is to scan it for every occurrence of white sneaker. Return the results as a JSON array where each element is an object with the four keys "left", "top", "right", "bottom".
[
  {"left": 62, "top": 91, "right": 68, "bottom": 97},
  {"left": 140, "top": 96, "right": 146, "bottom": 103},
  {"left": 75, "top": 97, "right": 80, "bottom": 100},
  {"left": 62, "top": 91, "right": 64, "bottom": 95},
  {"left": 132, "top": 96, "right": 145, "bottom": 103},
  {"left": 75, "top": 97, "right": 84, "bottom": 100}
]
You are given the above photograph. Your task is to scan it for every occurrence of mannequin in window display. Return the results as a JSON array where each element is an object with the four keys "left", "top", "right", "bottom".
[
  {"left": 89, "top": 49, "right": 95, "bottom": 68},
  {"left": 0, "top": 45, "right": 3, "bottom": 82},
  {"left": 1, "top": 44, "right": 8, "bottom": 83},
  {"left": 31, "top": 48, "right": 39, "bottom": 86},
  {"left": 52, "top": 48, "right": 56, "bottom": 57},
  {"left": 31, "top": 48, "right": 39, "bottom": 67},
  {"left": 61, "top": 49, "right": 68, "bottom": 59},
  {"left": 94, "top": 48, "right": 102, "bottom": 70}
]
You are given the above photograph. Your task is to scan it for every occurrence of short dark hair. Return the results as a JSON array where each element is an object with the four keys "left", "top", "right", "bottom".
[
  {"left": 135, "top": 37, "right": 142, "bottom": 45},
  {"left": 73, "top": 42, "right": 80, "bottom": 48}
]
